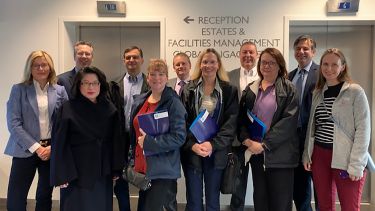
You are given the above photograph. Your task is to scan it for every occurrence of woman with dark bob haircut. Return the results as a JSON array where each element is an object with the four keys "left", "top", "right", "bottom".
[{"left": 50, "top": 66, "right": 124, "bottom": 211}]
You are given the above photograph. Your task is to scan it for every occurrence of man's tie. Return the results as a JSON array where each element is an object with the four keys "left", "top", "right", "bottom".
[
  {"left": 296, "top": 69, "right": 305, "bottom": 106},
  {"left": 129, "top": 75, "right": 137, "bottom": 83},
  {"left": 178, "top": 80, "right": 186, "bottom": 96},
  {"left": 296, "top": 69, "right": 305, "bottom": 127}
]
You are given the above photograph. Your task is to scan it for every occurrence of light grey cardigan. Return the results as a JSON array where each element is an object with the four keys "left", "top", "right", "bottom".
[{"left": 302, "top": 82, "right": 371, "bottom": 177}]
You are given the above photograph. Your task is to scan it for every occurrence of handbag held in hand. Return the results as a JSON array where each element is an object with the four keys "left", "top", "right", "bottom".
[
  {"left": 122, "top": 166, "right": 151, "bottom": 191},
  {"left": 220, "top": 152, "right": 240, "bottom": 194}
]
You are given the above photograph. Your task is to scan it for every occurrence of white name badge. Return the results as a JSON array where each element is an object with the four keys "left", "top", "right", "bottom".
[
  {"left": 200, "top": 110, "right": 209, "bottom": 122},
  {"left": 154, "top": 111, "right": 168, "bottom": 119},
  {"left": 247, "top": 112, "right": 254, "bottom": 123}
]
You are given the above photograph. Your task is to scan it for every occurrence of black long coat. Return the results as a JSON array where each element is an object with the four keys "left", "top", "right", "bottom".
[{"left": 50, "top": 96, "right": 124, "bottom": 188}]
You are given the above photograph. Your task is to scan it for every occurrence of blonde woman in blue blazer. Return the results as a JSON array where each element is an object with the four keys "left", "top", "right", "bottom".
[{"left": 4, "top": 50, "right": 68, "bottom": 211}]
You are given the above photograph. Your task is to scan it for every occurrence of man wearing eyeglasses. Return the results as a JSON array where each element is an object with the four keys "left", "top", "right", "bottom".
[
  {"left": 57, "top": 41, "right": 94, "bottom": 99},
  {"left": 228, "top": 41, "right": 259, "bottom": 211},
  {"left": 109, "top": 46, "right": 149, "bottom": 211},
  {"left": 288, "top": 35, "right": 319, "bottom": 211}
]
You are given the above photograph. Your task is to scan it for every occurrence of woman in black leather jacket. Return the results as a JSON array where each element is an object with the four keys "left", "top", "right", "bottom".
[
  {"left": 238, "top": 48, "right": 299, "bottom": 211},
  {"left": 181, "top": 48, "right": 238, "bottom": 211}
]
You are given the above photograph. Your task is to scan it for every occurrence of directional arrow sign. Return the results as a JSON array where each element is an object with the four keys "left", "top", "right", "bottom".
[{"left": 184, "top": 16, "right": 194, "bottom": 24}]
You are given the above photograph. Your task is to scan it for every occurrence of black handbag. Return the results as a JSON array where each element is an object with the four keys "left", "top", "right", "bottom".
[
  {"left": 122, "top": 166, "right": 151, "bottom": 191},
  {"left": 220, "top": 152, "right": 240, "bottom": 194}
]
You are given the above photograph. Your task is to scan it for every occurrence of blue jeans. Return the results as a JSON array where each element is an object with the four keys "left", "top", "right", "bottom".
[
  {"left": 184, "top": 156, "right": 223, "bottom": 211},
  {"left": 114, "top": 178, "right": 131, "bottom": 211}
]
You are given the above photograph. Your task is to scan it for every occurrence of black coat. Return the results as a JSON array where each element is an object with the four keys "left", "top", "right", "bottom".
[
  {"left": 238, "top": 77, "right": 300, "bottom": 168},
  {"left": 50, "top": 96, "right": 124, "bottom": 188},
  {"left": 108, "top": 73, "right": 149, "bottom": 164},
  {"left": 181, "top": 78, "right": 239, "bottom": 170}
]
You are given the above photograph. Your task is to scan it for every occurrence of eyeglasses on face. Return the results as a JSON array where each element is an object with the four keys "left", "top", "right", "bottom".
[
  {"left": 80, "top": 81, "right": 100, "bottom": 88},
  {"left": 260, "top": 60, "right": 277, "bottom": 67},
  {"left": 32, "top": 63, "right": 49, "bottom": 69}
]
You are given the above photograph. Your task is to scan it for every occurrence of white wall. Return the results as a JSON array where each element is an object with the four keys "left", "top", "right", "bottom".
[{"left": 1, "top": 0, "right": 375, "bottom": 205}]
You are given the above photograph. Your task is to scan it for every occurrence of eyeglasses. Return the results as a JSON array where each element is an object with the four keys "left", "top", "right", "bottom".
[
  {"left": 260, "top": 61, "right": 277, "bottom": 67},
  {"left": 81, "top": 81, "right": 100, "bottom": 88},
  {"left": 32, "top": 63, "right": 49, "bottom": 69}
]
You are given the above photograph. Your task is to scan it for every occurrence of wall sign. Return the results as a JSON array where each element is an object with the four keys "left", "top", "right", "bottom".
[
  {"left": 327, "top": 0, "right": 359, "bottom": 13},
  {"left": 97, "top": 1, "right": 126, "bottom": 16}
]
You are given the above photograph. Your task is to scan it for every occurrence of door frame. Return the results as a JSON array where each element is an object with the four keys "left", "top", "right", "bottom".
[
  {"left": 58, "top": 16, "right": 166, "bottom": 74},
  {"left": 284, "top": 16, "right": 375, "bottom": 208}
]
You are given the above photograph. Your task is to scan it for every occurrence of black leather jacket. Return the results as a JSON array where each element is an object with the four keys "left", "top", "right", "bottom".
[
  {"left": 181, "top": 78, "right": 239, "bottom": 170},
  {"left": 238, "top": 77, "right": 300, "bottom": 168}
]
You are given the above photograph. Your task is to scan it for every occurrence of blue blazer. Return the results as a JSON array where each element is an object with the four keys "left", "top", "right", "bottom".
[
  {"left": 288, "top": 62, "right": 319, "bottom": 129},
  {"left": 4, "top": 83, "right": 69, "bottom": 158},
  {"left": 57, "top": 68, "right": 76, "bottom": 99}
]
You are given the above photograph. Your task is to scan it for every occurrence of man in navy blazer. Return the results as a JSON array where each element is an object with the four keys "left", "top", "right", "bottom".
[
  {"left": 288, "top": 35, "right": 319, "bottom": 211},
  {"left": 57, "top": 41, "right": 94, "bottom": 98},
  {"left": 228, "top": 41, "right": 259, "bottom": 211}
]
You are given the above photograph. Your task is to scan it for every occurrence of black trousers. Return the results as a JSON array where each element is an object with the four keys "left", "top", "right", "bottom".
[
  {"left": 294, "top": 163, "right": 314, "bottom": 211},
  {"left": 137, "top": 179, "right": 177, "bottom": 211},
  {"left": 7, "top": 155, "right": 53, "bottom": 211},
  {"left": 293, "top": 128, "right": 319, "bottom": 211},
  {"left": 114, "top": 178, "right": 131, "bottom": 211},
  {"left": 250, "top": 155, "right": 294, "bottom": 211}
]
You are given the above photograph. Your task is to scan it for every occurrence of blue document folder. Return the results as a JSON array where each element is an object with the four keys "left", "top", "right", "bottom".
[
  {"left": 247, "top": 110, "right": 267, "bottom": 142},
  {"left": 189, "top": 110, "right": 219, "bottom": 143},
  {"left": 138, "top": 110, "right": 169, "bottom": 136}
]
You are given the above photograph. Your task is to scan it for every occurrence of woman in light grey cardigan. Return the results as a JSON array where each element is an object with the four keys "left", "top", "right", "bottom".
[{"left": 302, "top": 48, "right": 371, "bottom": 211}]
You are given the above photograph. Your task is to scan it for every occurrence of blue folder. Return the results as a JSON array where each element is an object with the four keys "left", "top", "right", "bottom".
[
  {"left": 189, "top": 110, "right": 219, "bottom": 143},
  {"left": 247, "top": 110, "right": 267, "bottom": 142},
  {"left": 138, "top": 110, "right": 169, "bottom": 136}
]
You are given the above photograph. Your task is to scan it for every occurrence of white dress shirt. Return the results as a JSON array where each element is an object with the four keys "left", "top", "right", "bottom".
[
  {"left": 29, "top": 80, "right": 50, "bottom": 153},
  {"left": 240, "top": 66, "right": 259, "bottom": 91}
]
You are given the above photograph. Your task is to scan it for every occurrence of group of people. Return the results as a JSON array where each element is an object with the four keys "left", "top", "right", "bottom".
[{"left": 4, "top": 35, "right": 372, "bottom": 211}]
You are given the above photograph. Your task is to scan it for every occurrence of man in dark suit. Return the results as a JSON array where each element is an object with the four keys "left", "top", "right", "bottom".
[
  {"left": 57, "top": 41, "right": 94, "bottom": 99},
  {"left": 167, "top": 52, "right": 191, "bottom": 96},
  {"left": 228, "top": 41, "right": 259, "bottom": 211},
  {"left": 109, "top": 46, "right": 149, "bottom": 211},
  {"left": 164, "top": 52, "right": 191, "bottom": 211},
  {"left": 288, "top": 35, "right": 319, "bottom": 211}
]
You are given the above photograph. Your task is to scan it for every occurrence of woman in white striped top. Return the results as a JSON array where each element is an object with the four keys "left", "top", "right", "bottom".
[{"left": 302, "top": 48, "right": 371, "bottom": 211}]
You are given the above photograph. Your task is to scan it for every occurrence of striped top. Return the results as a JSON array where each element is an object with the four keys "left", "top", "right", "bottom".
[{"left": 314, "top": 82, "right": 344, "bottom": 149}]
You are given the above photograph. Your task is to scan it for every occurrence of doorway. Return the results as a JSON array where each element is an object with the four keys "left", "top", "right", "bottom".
[
  {"left": 80, "top": 25, "right": 160, "bottom": 81},
  {"left": 57, "top": 17, "right": 165, "bottom": 76}
]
